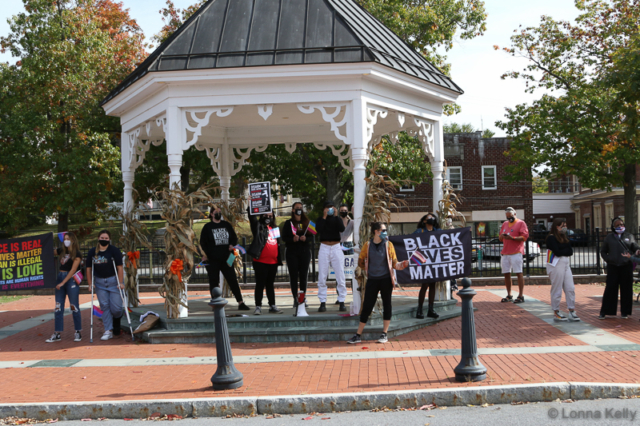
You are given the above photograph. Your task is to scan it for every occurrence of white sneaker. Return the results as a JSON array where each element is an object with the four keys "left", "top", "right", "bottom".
[
  {"left": 74, "top": 331, "right": 82, "bottom": 342},
  {"left": 568, "top": 311, "right": 580, "bottom": 322},
  {"left": 101, "top": 330, "right": 113, "bottom": 341},
  {"left": 45, "top": 333, "right": 61, "bottom": 343},
  {"left": 254, "top": 306, "right": 262, "bottom": 316}
]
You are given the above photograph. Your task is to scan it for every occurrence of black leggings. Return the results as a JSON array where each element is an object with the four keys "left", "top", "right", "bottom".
[
  {"left": 205, "top": 259, "right": 243, "bottom": 303},
  {"left": 254, "top": 261, "right": 278, "bottom": 307},
  {"left": 360, "top": 276, "right": 393, "bottom": 323},
  {"left": 286, "top": 248, "right": 310, "bottom": 298},
  {"left": 600, "top": 263, "right": 634, "bottom": 316},
  {"left": 418, "top": 282, "right": 436, "bottom": 311}
]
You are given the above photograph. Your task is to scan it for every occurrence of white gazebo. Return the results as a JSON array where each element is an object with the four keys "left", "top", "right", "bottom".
[{"left": 102, "top": 0, "right": 463, "bottom": 317}]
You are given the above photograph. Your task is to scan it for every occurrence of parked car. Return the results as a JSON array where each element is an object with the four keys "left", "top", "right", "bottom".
[
  {"left": 567, "top": 228, "right": 589, "bottom": 247},
  {"left": 481, "top": 238, "right": 541, "bottom": 262}
]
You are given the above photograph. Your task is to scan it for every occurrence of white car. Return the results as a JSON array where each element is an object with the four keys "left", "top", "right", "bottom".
[{"left": 480, "top": 238, "right": 541, "bottom": 262}]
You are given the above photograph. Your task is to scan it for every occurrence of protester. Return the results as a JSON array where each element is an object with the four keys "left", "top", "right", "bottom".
[
  {"left": 599, "top": 217, "right": 640, "bottom": 319},
  {"left": 545, "top": 218, "right": 579, "bottom": 322},
  {"left": 46, "top": 232, "right": 83, "bottom": 343},
  {"left": 200, "top": 206, "right": 249, "bottom": 310},
  {"left": 86, "top": 230, "right": 124, "bottom": 341},
  {"left": 412, "top": 213, "right": 440, "bottom": 319},
  {"left": 316, "top": 201, "right": 347, "bottom": 312},
  {"left": 347, "top": 222, "right": 408, "bottom": 344},
  {"left": 248, "top": 208, "right": 283, "bottom": 315},
  {"left": 281, "top": 202, "right": 311, "bottom": 305},
  {"left": 499, "top": 207, "right": 529, "bottom": 304},
  {"left": 339, "top": 204, "right": 354, "bottom": 255}
]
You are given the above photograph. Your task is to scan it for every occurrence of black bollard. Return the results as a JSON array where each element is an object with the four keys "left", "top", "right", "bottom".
[
  {"left": 454, "top": 277, "right": 487, "bottom": 382},
  {"left": 209, "top": 287, "right": 243, "bottom": 390}
]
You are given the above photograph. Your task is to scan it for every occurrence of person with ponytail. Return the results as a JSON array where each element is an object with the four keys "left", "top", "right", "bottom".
[
  {"left": 412, "top": 213, "right": 440, "bottom": 320},
  {"left": 86, "top": 230, "right": 124, "bottom": 341},
  {"left": 599, "top": 217, "right": 640, "bottom": 319},
  {"left": 46, "top": 232, "right": 83, "bottom": 343},
  {"left": 281, "top": 202, "right": 311, "bottom": 305},
  {"left": 247, "top": 208, "right": 283, "bottom": 315},
  {"left": 346, "top": 222, "right": 409, "bottom": 344},
  {"left": 545, "top": 218, "right": 579, "bottom": 322}
]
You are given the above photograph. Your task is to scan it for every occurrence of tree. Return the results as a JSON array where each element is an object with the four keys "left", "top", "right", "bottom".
[
  {"left": 495, "top": 0, "right": 640, "bottom": 232},
  {"left": 532, "top": 176, "right": 548, "bottom": 194},
  {"left": 443, "top": 122, "right": 476, "bottom": 133},
  {"left": 0, "top": 0, "right": 146, "bottom": 233},
  {"left": 481, "top": 128, "right": 495, "bottom": 138}
]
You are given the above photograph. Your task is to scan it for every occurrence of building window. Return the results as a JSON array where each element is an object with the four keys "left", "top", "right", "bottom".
[
  {"left": 447, "top": 167, "right": 462, "bottom": 190},
  {"left": 482, "top": 166, "right": 497, "bottom": 190},
  {"left": 594, "top": 205, "right": 602, "bottom": 230},
  {"left": 399, "top": 185, "right": 415, "bottom": 192},
  {"left": 605, "top": 204, "right": 614, "bottom": 228}
]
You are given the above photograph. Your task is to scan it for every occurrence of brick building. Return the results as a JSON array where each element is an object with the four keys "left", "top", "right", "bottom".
[{"left": 389, "top": 132, "right": 534, "bottom": 237}]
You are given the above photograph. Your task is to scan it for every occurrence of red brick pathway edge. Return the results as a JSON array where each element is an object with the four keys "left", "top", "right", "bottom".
[{"left": 1, "top": 382, "right": 639, "bottom": 421}]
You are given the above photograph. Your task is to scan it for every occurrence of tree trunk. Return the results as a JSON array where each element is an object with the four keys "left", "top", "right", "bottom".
[
  {"left": 623, "top": 163, "right": 638, "bottom": 234},
  {"left": 325, "top": 167, "right": 345, "bottom": 206},
  {"left": 180, "top": 165, "right": 190, "bottom": 193},
  {"left": 57, "top": 211, "right": 69, "bottom": 233}
]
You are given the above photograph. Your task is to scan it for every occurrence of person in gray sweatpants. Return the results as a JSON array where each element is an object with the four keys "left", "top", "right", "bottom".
[{"left": 545, "top": 218, "right": 579, "bottom": 322}]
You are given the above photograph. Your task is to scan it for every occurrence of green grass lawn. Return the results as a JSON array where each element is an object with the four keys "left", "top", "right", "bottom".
[{"left": 0, "top": 295, "right": 29, "bottom": 304}]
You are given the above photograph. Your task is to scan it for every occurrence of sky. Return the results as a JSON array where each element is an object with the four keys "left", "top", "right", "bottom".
[{"left": 0, "top": 0, "right": 582, "bottom": 137}]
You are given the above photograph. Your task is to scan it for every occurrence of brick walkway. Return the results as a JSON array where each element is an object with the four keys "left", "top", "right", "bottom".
[{"left": 2, "top": 283, "right": 640, "bottom": 404}]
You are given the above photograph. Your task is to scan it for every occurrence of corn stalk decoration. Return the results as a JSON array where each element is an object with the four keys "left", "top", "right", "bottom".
[
  {"left": 155, "top": 183, "right": 218, "bottom": 319},
  {"left": 118, "top": 191, "right": 153, "bottom": 308},
  {"left": 216, "top": 196, "right": 247, "bottom": 298}
]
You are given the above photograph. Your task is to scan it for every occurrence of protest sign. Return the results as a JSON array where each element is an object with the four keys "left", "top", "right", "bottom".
[
  {"left": 248, "top": 182, "right": 272, "bottom": 215},
  {"left": 328, "top": 254, "right": 355, "bottom": 281},
  {"left": 389, "top": 227, "right": 472, "bottom": 284},
  {"left": 0, "top": 233, "right": 56, "bottom": 291}
]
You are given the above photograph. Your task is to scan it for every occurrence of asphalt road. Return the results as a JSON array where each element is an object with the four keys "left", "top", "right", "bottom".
[{"left": 44, "top": 398, "right": 640, "bottom": 426}]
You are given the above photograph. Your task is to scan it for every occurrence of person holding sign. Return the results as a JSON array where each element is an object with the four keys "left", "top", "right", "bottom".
[
  {"left": 86, "top": 230, "right": 124, "bottom": 341},
  {"left": 412, "top": 213, "right": 441, "bottom": 320},
  {"left": 281, "top": 202, "right": 311, "bottom": 305},
  {"left": 200, "top": 207, "right": 250, "bottom": 310},
  {"left": 316, "top": 201, "right": 347, "bottom": 312},
  {"left": 45, "top": 232, "right": 83, "bottom": 343},
  {"left": 545, "top": 218, "right": 579, "bottom": 322},
  {"left": 347, "top": 222, "right": 409, "bottom": 344},
  {"left": 248, "top": 208, "right": 283, "bottom": 315},
  {"left": 499, "top": 207, "right": 529, "bottom": 304}
]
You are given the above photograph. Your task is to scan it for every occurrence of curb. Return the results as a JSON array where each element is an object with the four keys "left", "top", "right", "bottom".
[{"left": 2, "top": 382, "right": 640, "bottom": 420}]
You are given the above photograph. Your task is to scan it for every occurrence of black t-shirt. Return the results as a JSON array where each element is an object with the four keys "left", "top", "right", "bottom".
[
  {"left": 56, "top": 247, "right": 82, "bottom": 272},
  {"left": 87, "top": 245, "right": 123, "bottom": 278},
  {"left": 200, "top": 220, "right": 238, "bottom": 261}
]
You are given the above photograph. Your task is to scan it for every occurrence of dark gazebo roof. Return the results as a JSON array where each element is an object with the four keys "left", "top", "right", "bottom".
[{"left": 102, "top": 0, "right": 462, "bottom": 105}]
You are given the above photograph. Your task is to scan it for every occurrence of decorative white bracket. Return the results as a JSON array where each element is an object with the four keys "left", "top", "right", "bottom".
[
  {"left": 128, "top": 127, "right": 163, "bottom": 170},
  {"left": 231, "top": 145, "right": 267, "bottom": 176},
  {"left": 284, "top": 143, "right": 297, "bottom": 154},
  {"left": 366, "top": 105, "right": 388, "bottom": 143},
  {"left": 407, "top": 118, "right": 435, "bottom": 160},
  {"left": 297, "top": 104, "right": 348, "bottom": 144},
  {"left": 183, "top": 107, "right": 234, "bottom": 149},
  {"left": 194, "top": 142, "right": 222, "bottom": 175},
  {"left": 314, "top": 143, "right": 352, "bottom": 172},
  {"left": 258, "top": 105, "right": 273, "bottom": 121}
]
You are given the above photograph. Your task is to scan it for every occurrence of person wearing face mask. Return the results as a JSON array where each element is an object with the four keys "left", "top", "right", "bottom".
[
  {"left": 46, "top": 232, "right": 83, "bottom": 343},
  {"left": 599, "top": 217, "right": 640, "bottom": 319},
  {"left": 339, "top": 204, "right": 354, "bottom": 255},
  {"left": 412, "top": 213, "right": 440, "bottom": 319},
  {"left": 282, "top": 202, "right": 311, "bottom": 305},
  {"left": 316, "top": 201, "right": 347, "bottom": 312},
  {"left": 347, "top": 222, "right": 409, "bottom": 344},
  {"left": 545, "top": 218, "right": 579, "bottom": 322},
  {"left": 86, "top": 230, "right": 124, "bottom": 341},
  {"left": 498, "top": 207, "right": 529, "bottom": 304},
  {"left": 200, "top": 207, "right": 250, "bottom": 310},
  {"left": 247, "top": 208, "right": 283, "bottom": 315}
]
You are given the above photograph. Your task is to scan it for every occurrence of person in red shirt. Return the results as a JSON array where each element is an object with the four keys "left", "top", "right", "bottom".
[{"left": 498, "top": 207, "right": 529, "bottom": 304}]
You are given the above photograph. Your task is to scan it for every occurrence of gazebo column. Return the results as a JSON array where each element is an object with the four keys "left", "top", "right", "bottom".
[
  {"left": 351, "top": 99, "right": 368, "bottom": 247},
  {"left": 121, "top": 132, "right": 134, "bottom": 214},
  {"left": 219, "top": 142, "right": 231, "bottom": 201},
  {"left": 431, "top": 120, "right": 450, "bottom": 301},
  {"left": 166, "top": 106, "right": 189, "bottom": 318}
]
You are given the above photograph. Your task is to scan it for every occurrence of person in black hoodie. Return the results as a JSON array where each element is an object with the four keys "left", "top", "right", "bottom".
[
  {"left": 599, "top": 217, "right": 640, "bottom": 319},
  {"left": 545, "top": 218, "right": 579, "bottom": 322},
  {"left": 200, "top": 207, "right": 249, "bottom": 310},
  {"left": 412, "top": 213, "right": 440, "bottom": 320},
  {"left": 281, "top": 202, "right": 311, "bottom": 306},
  {"left": 316, "top": 201, "right": 347, "bottom": 312},
  {"left": 247, "top": 207, "right": 283, "bottom": 315}
]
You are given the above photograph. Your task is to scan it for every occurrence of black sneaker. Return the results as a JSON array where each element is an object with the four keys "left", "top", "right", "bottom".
[
  {"left": 238, "top": 302, "right": 251, "bottom": 311},
  {"left": 598, "top": 314, "right": 605, "bottom": 320},
  {"left": 427, "top": 310, "right": 440, "bottom": 319},
  {"left": 339, "top": 302, "right": 347, "bottom": 312},
  {"left": 45, "top": 333, "right": 61, "bottom": 343},
  {"left": 347, "top": 334, "right": 361, "bottom": 344},
  {"left": 377, "top": 333, "right": 388, "bottom": 343},
  {"left": 318, "top": 302, "right": 326, "bottom": 312},
  {"left": 335, "top": 300, "right": 340, "bottom": 305},
  {"left": 74, "top": 331, "right": 82, "bottom": 342}
]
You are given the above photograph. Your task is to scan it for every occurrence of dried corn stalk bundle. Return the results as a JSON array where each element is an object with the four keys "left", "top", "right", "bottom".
[
  {"left": 118, "top": 191, "right": 153, "bottom": 307},
  {"left": 216, "top": 196, "right": 247, "bottom": 297},
  {"left": 156, "top": 183, "right": 218, "bottom": 318}
]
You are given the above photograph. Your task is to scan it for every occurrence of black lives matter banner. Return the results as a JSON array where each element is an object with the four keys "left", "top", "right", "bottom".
[
  {"left": 0, "top": 233, "right": 56, "bottom": 291},
  {"left": 389, "top": 227, "right": 472, "bottom": 284},
  {"left": 248, "top": 181, "right": 272, "bottom": 215}
]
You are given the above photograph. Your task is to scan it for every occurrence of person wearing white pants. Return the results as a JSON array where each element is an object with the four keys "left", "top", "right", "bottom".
[
  {"left": 316, "top": 201, "right": 347, "bottom": 312},
  {"left": 545, "top": 218, "right": 579, "bottom": 322}
]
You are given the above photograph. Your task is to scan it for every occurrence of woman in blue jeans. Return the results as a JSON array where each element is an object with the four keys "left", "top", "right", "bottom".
[
  {"left": 46, "top": 232, "right": 83, "bottom": 343},
  {"left": 86, "top": 230, "right": 124, "bottom": 341}
]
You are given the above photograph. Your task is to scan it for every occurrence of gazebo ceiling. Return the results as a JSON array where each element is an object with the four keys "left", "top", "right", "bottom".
[{"left": 102, "top": 0, "right": 462, "bottom": 106}]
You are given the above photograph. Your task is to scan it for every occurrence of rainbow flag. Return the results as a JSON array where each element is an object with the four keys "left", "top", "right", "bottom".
[
  {"left": 306, "top": 221, "right": 317, "bottom": 235},
  {"left": 93, "top": 306, "right": 103, "bottom": 318},
  {"left": 410, "top": 250, "right": 428, "bottom": 266},
  {"left": 546, "top": 250, "right": 558, "bottom": 266}
]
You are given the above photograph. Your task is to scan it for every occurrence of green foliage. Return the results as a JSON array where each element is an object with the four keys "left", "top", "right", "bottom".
[
  {"left": 481, "top": 128, "right": 495, "bottom": 138},
  {"left": 532, "top": 176, "right": 548, "bottom": 194},
  {"left": 443, "top": 122, "right": 476, "bottom": 133}
]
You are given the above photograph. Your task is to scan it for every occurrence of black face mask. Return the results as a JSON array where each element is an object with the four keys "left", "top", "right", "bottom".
[
  {"left": 426, "top": 218, "right": 436, "bottom": 226},
  {"left": 263, "top": 217, "right": 271, "bottom": 225},
  {"left": 340, "top": 211, "right": 348, "bottom": 218},
  {"left": 213, "top": 212, "right": 222, "bottom": 221},
  {"left": 508, "top": 217, "right": 515, "bottom": 223},
  {"left": 99, "top": 240, "right": 110, "bottom": 247},
  {"left": 294, "top": 209, "right": 303, "bottom": 216}
]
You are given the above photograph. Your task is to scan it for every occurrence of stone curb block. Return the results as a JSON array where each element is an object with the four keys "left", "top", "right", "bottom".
[{"left": 570, "top": 382, "right": 640, "bottom": 400}]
